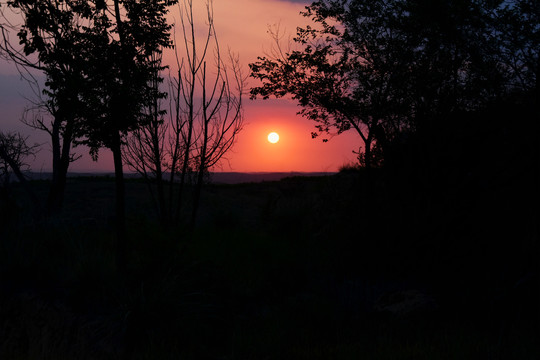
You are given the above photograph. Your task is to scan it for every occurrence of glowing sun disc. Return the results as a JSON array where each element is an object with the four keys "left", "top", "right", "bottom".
[{"left": 267, "top": 132, "right": 279, "bottom": 144}]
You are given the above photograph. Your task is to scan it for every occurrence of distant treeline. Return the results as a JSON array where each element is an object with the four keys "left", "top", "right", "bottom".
[{"left": 20, "top": 171, "right": 335, "bottom": 184}]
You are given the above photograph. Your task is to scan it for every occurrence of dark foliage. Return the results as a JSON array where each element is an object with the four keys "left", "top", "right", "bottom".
[{"left": 250, "top": 0, "right": 539, "bottom": 167}]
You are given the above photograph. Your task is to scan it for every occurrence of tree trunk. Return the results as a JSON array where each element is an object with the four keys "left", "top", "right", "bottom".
[
  {"left": 191, "top": 61, "right": 210, "bottom": 229},
  {"left": 167, "top": 153, "right": 177, "bottom": 223},
  {"left": 176, "top": 139, "right": 191, "bottom": 224},
  {"left": 154, "top": 156, "right": 166, "bottom": 224},
  {"left": 364, "top": 137, "right": 372, "bottom": 170},
  {"left": 176, "top": 94, "right": 195, "bottom": 224},
  {"left": 191, "top": 100, "right": 209, "bottom": 228},
  {"left": 111, "top": 132, "right": 127, "bottom": 272},
  {"left": 151, "top": 118, "right": 166, "bottom": 224},
  {"left": 46, "top": 117, "right": 66, "bottom": 212},
  {"left": 167, "top": 145, "right": 178, "bottom": 222},
  {"left": 191, "top": 152, "right": 206, "bottom": 229},
  {"left": 47, "top": 117, "right": 73, "bottom": 212},
  {"left": 111, "top": 0, "right": 129, "bottom": 271},
  {"left": 156, "top": 170, "right": 166, "bottom": 223},
  {"left": 168, "top": 71, "right": 182, "bottom": 221}
]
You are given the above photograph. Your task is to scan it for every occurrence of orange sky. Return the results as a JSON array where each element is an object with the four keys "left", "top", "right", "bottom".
[{"left": 0, "top": 0, "right": 361, "bottom": 173}]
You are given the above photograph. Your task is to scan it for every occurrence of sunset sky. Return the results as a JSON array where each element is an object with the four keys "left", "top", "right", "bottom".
[{"left": 0, "top": 0, "right": 360, "bottom": 173}]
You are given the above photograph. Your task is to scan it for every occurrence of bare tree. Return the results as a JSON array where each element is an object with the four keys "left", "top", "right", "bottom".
[
  {"left": 190, "top": 49, "right": 244, "bottom": 226},
  {"left": 122, "top": 0, "right": 245, "bottom": 227},
  {"left": 0, "top": 131, "right": 38, "bottom": 187},
  {"left": 175, "top": 0, "right": 244, "bottom": 227},
  {"left": 123, "top": 53, "right": 169, "bottom": 222},
  {"left": 0, "top": 131, "right": 40, "bottom": 218}
]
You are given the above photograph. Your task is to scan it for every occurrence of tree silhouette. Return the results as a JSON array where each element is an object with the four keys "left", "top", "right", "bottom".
[
  {"left": 0, "top": 0, "right": 95, "bottom": 211},
  {"left": 492, "top": 0, "right": 539, "bottom": 97},
  {"left": 2, "top": 0, "right": 176, "bottom": 268},
  {"left": 71, "top": 0, "right": 176, "bottom": 269},
  {"left": 0, "top": 131, "right": 40, "bottom": 219},
  {"left": 0, "top": 131, "right": 37, "bottom": 186},
  {"left": 177, "top": 0, "right": 244, "bottom": 227},
  {"left": 250, "top": 0, "right": 538, "bottom": 167},
  {"left": 250, "top": 0, "right": 412, "bottom": 168},
  {"left": 122, "top": 51, "right": 170, "bottom": 223},
  {"left": 123, "top": 0, "right": 245, "bottom": 227}
]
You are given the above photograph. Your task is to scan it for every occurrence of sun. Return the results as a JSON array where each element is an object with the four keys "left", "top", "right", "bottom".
[{"left": 267, "top": 132, "right": 279, "bottom": 144}]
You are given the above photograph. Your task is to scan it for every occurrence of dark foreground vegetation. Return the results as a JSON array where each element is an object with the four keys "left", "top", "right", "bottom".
[{"left": 1, "top": 142, "right": 538, "bottom": 359}]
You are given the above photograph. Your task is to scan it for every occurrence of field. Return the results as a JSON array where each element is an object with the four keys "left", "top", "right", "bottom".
[{"left": 0, "top": 169, "right": 538, "bottom": 359}]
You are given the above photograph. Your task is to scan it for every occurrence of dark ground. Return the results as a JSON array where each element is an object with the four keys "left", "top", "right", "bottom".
[{"left": 0, "top": 164, "right": 538, "bottom": 359}]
